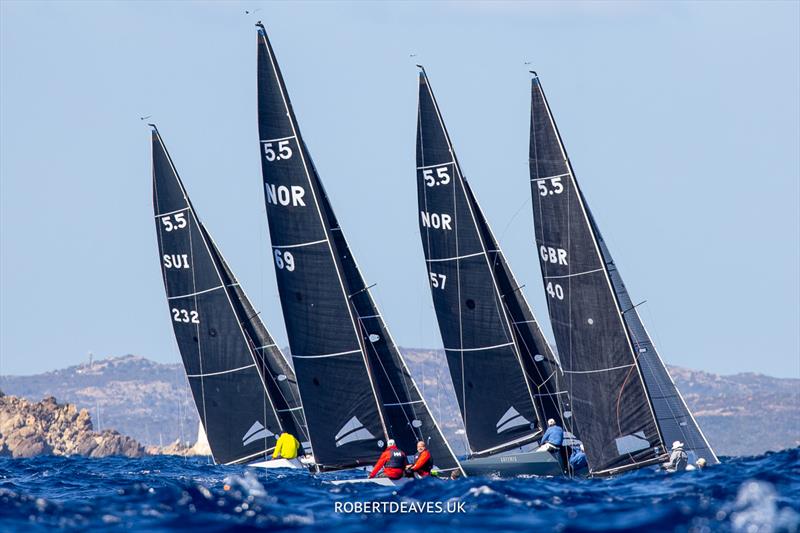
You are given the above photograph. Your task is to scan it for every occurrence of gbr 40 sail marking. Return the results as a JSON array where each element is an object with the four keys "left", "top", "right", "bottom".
[{"left": 528, "top": 73, "right": 718, "bottom": 476}]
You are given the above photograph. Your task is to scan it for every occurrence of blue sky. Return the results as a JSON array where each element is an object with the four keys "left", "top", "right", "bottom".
[{"left": 1, "top": 1, "right": 798, "bottom": 378}]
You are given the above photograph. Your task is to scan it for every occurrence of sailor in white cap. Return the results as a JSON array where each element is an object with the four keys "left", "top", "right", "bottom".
[{"left": 661, "top": 440, "right": 688, "bottom": 472}]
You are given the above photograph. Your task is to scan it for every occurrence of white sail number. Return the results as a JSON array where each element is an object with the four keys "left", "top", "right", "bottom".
[
  {"left": 540, "top": 246, "right": 568, "bottom": 265},
  {"left": 420, "top": 211, "right": 452, "bottom": 230},
  {"left": 263, "top": 140, "right": 293, "bottom": 162},
  {"left": 163, "top": 254, "right": 189, "bottom": 269},
  {"left": 429, "top": 272, "right": 447, "bottom": 289},
  {"left": 161, "top": 213, "right": 187, "bottom": 232},
  {"left": 536, "top": 177, "right": 564, "bottom": 196},
  {"left": 171, "top": 308, "right": 199, "bottom": 324},
  {"left": 274, "top": 249, "right": 295, "bottom": 271},
  {"left": 266, "top": 183, "right": 306, "bottom": 207},
  {"left": 423, "top": 166, "right": 451, "bottom": 187},
  {"left": 546, "top": 282, "right": 564, "bottom": 300}
]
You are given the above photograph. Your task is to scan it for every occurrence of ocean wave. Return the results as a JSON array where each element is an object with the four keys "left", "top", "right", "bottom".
[{"left": 0, "top": 448, "right": 797, "bottom": 531}]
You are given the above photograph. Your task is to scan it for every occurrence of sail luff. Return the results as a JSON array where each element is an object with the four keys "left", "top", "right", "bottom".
[{"left": 529, "top": 75, "right": 666, "bottom": 473}]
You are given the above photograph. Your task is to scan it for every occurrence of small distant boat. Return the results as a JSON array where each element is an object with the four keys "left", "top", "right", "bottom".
[
  {"left": 254, "top": 23, "right": 463, "bottom": 483},
  {"left": 527, "top": 73, "right": 719, "bottom": 476},
  {"left": 151, "top": 126, "right": 310, "bottom": 467},
  {"left": 414, "top": 67, "right": 573, "bottom": 477}
]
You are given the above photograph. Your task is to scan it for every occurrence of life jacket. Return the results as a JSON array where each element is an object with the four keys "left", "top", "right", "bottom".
[
  {"left": 415, "top": 451, "right": 433, "bottom": 476},
  {"left": 385, "top": 448, "right": 407, "bottom": 469}
]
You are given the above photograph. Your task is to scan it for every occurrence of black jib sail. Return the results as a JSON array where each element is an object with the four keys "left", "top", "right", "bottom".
[
  {"left": 152, "top": 126, "right": 307, "bottom": 465},
  {"left": 528, "top": 73, "right": 717, "bottom": 475},
  {"left": 256, "top": 25, "right": 462, "bottom": 474},
  {"left": 416, "top": 67, "right": 565, "bottom": 456}
]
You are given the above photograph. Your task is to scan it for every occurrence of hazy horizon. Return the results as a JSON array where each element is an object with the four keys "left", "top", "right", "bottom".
[{"left": 1, "top": 1, "right": 798, "bottom": 378}]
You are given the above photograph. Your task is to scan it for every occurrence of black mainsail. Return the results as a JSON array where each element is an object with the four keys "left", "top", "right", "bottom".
[
  {"left": 152, "top": 126, "right": 307, "bottom": 465},
  {"left": 256, "top": 25, "right": 462, "bottom": 474},
  {"left": 528, "top": 73, "right": 718, "bottom": 475},
  {"left": 416, "top": 68, "right": 566, "bottom": 457}
]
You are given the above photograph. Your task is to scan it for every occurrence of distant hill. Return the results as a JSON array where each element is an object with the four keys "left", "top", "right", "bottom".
[{"left": 1, "top": 351, "right": 797, "bottom": 457}]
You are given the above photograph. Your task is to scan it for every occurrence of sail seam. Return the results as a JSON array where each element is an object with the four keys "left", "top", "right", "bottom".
[
  {"left": 383, "top": 400, "right": 424, "bottom": 407},
  {"left": 167, "top": 285, "right": 224, "bottom": 300},
  {"left": 187, "top": 363, "right": 257, "bottom": 378},
  {"left": 154, "top": 206, "right": 190, "bottom": 218},
  {"left": 444, "top": 342, "right": 514, "bottom": 352},
  {"left": 260, "top": 135, "right": 296, "bottom": 143},
  {"left": 563, "top": 363, "right": 635, "bottom": 374},
  {"left": 271, "top": 238, "right": 328, "bottom": 249},
  {"left": 292, "top": 349, "right": 361, "bottom": 359},
  {"left": 530, "top": 172, "right": 570, "bottom": 182},
  {"left": 417, "top": 161, "right": 455, "bottom": 170},
  {"left": 425, "top": 251, "right": 483, "bottom": 263},
  {"left": 544, "top": 268, "right": 604, "bottom": 279}
]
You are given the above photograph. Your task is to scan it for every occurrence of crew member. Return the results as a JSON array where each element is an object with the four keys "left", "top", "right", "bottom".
[
  {"left": 536, "top": 418, "right": 564, "bottom": 452},
  {"left": 406, "top": 440, "right": 433, "bottom": 477},
  {"left": 369, "top": 439, "right": 407, "bottom": 480},
  {"left": 662, "top": 441, "right": 688, "bottom": 473},
  {"left": 272, "top": 431, "right": 301, "bottom": 460},
  {"left": 568, "top": 443, "right": 588, "bottom": 470}
]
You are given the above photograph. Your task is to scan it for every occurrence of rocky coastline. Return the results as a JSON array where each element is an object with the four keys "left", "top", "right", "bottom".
[{"left": 0, "top": 391, "right": 207, "bottom": 459}]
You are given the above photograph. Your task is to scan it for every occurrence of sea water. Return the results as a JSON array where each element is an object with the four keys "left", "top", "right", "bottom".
[{"left": 0, "top": 448, "right": 797, "bottom": 532}]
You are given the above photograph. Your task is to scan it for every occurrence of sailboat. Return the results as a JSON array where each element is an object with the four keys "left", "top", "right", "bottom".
[
  {"left": 151, "top": 125, "right": 310, "bottom": 468},
  {"left": 527, "top": 73, "right": 719, "bottom": 476},
  {"left": 415, "top": 67, "right": 572, "bottom": 477},
  {"left": 254, "top": 24, "right": 463, "bottom": 482}
]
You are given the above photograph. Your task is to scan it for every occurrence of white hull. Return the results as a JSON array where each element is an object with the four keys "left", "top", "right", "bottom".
[
  {"left": 330, "top": 476, "right": 413, "bottom": 487},
  {"left": 248, "top": 457, "right": 304, "bottom": 469}
]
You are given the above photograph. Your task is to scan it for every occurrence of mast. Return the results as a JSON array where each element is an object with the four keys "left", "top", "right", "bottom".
[
  {"left": 528, "top": 74, "right": 675, "bottom": 475},
  {"left": 416, "top": 67, "right": 547, "bottom": 456},
  {"left": 152, "top": 126, "right": 296, "bottom": 465},
  {"left": 256, "top": 25, "right": 462, "bottom": 474}
]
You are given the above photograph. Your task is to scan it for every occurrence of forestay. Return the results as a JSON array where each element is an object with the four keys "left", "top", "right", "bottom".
[
  {"left": 256, "top": 25, "right": 462, "bottom": 474},
  {"left": 528, "top": 74, "right": 715, "bottom": 474},
  {"left": 416, "top": 68, "right": 562, "bottom": 456},
  {"left": 152, "top": 127, "right": 306, "bottom": 465}
]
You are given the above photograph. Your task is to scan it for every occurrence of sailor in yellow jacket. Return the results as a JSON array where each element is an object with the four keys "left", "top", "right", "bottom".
[{"left": 272, "top": 432, "right": 301, "bottom": 460}]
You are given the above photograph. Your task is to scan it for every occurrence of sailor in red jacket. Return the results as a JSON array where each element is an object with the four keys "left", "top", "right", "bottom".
[
  {"left": 406, "top": 440, "right": 433, "bottom": 477},
  {"left": 369, "top": 439, "right": 407, "bottom": 479}
]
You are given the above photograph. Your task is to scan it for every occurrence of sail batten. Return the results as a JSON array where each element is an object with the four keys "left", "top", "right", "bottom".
[{"left": 152, "top": 127, "right": 306, "bottom": 465}]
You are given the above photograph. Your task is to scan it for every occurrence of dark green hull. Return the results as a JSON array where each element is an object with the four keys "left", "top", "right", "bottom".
[{"left": 461, "top": 450, "right": 564, "bottom": 477}]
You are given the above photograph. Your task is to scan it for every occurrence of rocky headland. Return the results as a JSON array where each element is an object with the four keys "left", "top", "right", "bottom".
[{"left": 0, "top": 391, "right": 145, "bottom": 458}]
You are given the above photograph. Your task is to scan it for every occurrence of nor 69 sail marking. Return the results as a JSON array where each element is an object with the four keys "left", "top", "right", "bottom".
[
  {"left": 274, "top": 249, "right": 295, "bottom": 271},
  {"left": 420, "top": 211, "right": 452, "bottom": 230},
  {"left": 265, "top": 184, "right": 306, "bottom": 207}
]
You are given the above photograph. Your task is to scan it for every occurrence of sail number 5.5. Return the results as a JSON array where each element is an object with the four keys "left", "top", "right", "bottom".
[
  {"left": 263, "top": 140, "right": 293, "bottom": 162},
  {"left": 161, "top": 213, "right": 187, "bottom": 232},
  {"left": 536, "top": 177, "right": 564, "bottom": 196},
  {"left": 423, "top": 166, "right": 451, "bottom": 187}
]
